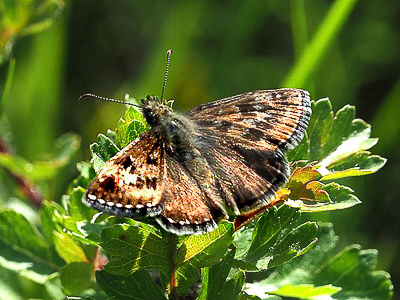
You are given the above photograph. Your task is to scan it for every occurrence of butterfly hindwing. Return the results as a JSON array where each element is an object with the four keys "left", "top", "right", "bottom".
[
  {"left": 156, "top": 155, "right": 221, "bottom": 234},
  {"left": 86, "top": 130, "right": 166, "bottom": 217}
]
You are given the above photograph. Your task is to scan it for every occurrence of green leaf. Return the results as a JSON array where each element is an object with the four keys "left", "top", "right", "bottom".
[
  {"left": 243, "top": 206, "right": 301, "bottom": 262},
  {"left": 0, "top": 0, "right": 65, "bottom": 64},
  {"left": 268, "top": 283, "right": 341, "bottom": 300},
  {"left": 198, "top": 248, "right": 245, "bottom": 300},
  {"left": 90, "top": 133, "right": 120, "bottom": 173},
  {"left": 318, "top": 151, "right": 387, "bottom": 180},
  {"left": 245, "top": 223, "right": 393, "bottom": 300},
  {"left": 287, "top": 98, "right": 386, "bottom": 181},
  {"left": 39, "top": 200, "right": 66, "bottom": 243},
  {"left": 285, "top": 181, "right": 361, "bottom": 213},
  {"left": 266, "top": 222, "right": 318, "bottom": 268},
  {"left": 233, "top": 206, "right": 318, "bottom": 272},
  {"left": 73, "top": 161, "right": 96, "bottom": 189},
  {"left": 67, "top": 186, "right": 97, "bottom": 222},
  {"left": 174, "top": 221, "right": 234, "bottom": 293},
  {"left": 0, "top": 133, "right": 80, "bottom": 181},
  {"left": 100, "top": 223, "right": 170, "bottom": 276},
  {"left": 0, "top": 210, "right": 49, "bottom": 262},
  {"left": 96, "top": 269, "right": 167, "bottom": 300},
  {"left": 116, "top": 103, "right": 148, "bottom": 148},
  {"left": 0, "top": 253, "right": 52, "bottom": 285},
  {"left": 60, "top": 262, "right": 94, "bottom": 295},
  {"left": 53, "top": 231, "right": 87, "bottom": 264}
]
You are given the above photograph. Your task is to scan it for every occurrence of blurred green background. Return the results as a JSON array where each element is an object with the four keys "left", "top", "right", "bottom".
[{"left": 1, "top": 0, "right": 399, "bottom": 297}]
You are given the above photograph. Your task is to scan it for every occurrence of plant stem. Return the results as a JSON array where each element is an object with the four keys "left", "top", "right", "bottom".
[{"left": 169, "top": 233, "right": 177, "bottom": 300}]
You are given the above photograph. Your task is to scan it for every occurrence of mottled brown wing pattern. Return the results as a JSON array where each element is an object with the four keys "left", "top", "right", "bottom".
[
  {"left": 194, "top": 135, "right": 289, "bottom": 214},
  {"left": 186, "top": 89, "right": 311, "bottom": 152},
  {"left": 186, "top": 89, "right": 311, "bottom": 213},
  {"left": 86, "top": 130, "right": 166, "bottom": 217},
  {"left": 156, "top": 156, "right": 221, "bottom": 234}
]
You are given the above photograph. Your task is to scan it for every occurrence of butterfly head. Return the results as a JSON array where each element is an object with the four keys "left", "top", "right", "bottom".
[{"left": 141, "top": 95, "right": 172, "bottom": 126}]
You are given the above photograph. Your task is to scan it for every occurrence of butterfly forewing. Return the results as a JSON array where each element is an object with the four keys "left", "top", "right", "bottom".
[
  {"left": 86, "top": 130, "right": 166, "bottom": 217},
  {"left": 186, "top": 89, "right": 311, "bottom": 151}
]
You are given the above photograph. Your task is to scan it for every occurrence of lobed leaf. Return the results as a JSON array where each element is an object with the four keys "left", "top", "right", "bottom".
[
  {"left": 116, "top": 103, "right": 148, "bottom": 148},
  {"left": 287, "top": 98, "right": 386, "bottom": 181},
  {"left": 100, "top": 223, "right": 170, "bottom": 276},
  {"left": 245, "top": 223, "right": 393, "bottom": 300},
  {"left": 233, "top": 206, "right": 318, "bottom": 272},
  {"left": 174, "top": 221, "right": 235, "bottom": 293}
]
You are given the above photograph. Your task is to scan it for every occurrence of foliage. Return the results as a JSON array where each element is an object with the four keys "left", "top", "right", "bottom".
[{"left": 0, "top": 0, "right": 397, "bottom": 299}]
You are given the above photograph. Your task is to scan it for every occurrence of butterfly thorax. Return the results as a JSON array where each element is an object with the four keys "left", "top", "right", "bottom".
[{"left": 141, "top": 95, "right": 195, "bottom": 153}]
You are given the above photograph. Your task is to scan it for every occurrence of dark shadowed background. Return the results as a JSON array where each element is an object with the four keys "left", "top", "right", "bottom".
[{"left": 1, "top": 0, "right": 400, "bottom": 296}]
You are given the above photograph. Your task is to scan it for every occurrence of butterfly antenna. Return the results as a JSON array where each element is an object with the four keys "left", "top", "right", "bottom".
[
  {"left": 160, "top": 49, "right": 173, "bottom": 104},
  {"left": 78, "top": 93, "right": 142, "bottom": 108}
]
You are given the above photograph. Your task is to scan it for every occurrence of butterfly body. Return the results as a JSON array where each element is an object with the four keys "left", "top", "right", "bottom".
[{"left": 85, "top": 89, "right": 311, "bottom": 235}]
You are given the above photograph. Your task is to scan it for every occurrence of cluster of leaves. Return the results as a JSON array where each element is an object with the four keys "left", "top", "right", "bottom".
[{"left": 0, "top": 94, "right": 393, "bottom": 299}]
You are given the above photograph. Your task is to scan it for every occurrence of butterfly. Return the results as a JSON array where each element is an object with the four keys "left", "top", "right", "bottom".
[{"left": 83, "top": 87, "right": 311, "bottom": 235}]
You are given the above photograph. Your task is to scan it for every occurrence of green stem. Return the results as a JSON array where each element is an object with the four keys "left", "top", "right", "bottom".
[
  {"left": 0, "top": 58, "right": 16, "bottom": 117},
  {"left": 169, "top": 233, "right": 177, "bottom": 300},
  {"left": 283, "top": 0, "right": 358, "bottom": 87}
]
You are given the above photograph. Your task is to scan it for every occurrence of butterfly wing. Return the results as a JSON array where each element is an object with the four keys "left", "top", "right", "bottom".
[
  {"left": 156, "top": 155, "right": 222, "bottom": 235},
  {"left": 186, "top": 88, "right": 311, "bottom": 213},
  {"left": 85, "top": 130, "right": 166, "bottom": 217}
]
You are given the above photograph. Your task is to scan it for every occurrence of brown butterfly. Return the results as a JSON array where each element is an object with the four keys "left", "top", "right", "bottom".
[{"left": 82, "top": 52, "right": 311, "bottom": 235}]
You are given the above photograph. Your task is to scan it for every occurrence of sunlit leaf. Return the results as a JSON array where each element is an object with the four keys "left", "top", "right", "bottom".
[
  {"left": 100, "top": 223, "right": 170, "bottom": 276},
  {"left": 0, "top": 133, "right": 80, "bottom": 181},
  {"left": 245, "top": 223, "right": 393, "bottom": 300},
  {"left": 116, "top": 102, "right": 148, "bottom": 148},
  {"left": 53, "top": 231, "right": 87, "bottom": 264},
  {"left": 174, "top": 221, "right": 234, "bottom": 293}
]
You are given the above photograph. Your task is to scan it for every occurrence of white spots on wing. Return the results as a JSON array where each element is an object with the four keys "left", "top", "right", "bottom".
[
  {"left": 146, "top": 202, "right": 153, "bottom": 207},
  {"left": 185, "top": 219, "right": 190, "bottom": 225},
  {"left": 213, "top": 120, "right": 222, "bottom": 126},
  {"left": 125, "top": 204, "right": 133, "bottom": 209},
  {"left": 253, "top": 104, "right": 263, "bottom": 110},
  {"left": 136, "top": 204, "right": 143, "bottom": 209},
  {"left": 179, "top": 220, "right": 186, "bottom": 226},
  {"left": 107, "top": 201, "right": 115, "bottom": 207},
  {"left": 98, "top": 199, "right": 105, "bottom": 204},
  {"left": 116, "top": 203, "right": 123, "bottom": 208},
  {"left": 242, "top": 118, "right": 257, "bottom": 127},
  {"left": 167, "top": 217, "right": 174, "bottom": 223},
  {"left": 125, "top": 173, "right": 138, "bottom": 184},
  {"left": 88, "top": 194, "right": 96, "bottom": 201}
]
